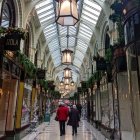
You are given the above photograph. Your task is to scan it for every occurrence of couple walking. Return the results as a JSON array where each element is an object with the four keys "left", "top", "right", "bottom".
[{"left": 56, "top": 102, "right": 80, "bottom": 136}]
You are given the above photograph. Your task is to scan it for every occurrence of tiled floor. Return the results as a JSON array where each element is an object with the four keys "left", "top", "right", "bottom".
[{"left": 22, "top": 115, "right": 97, "bottom": 140}]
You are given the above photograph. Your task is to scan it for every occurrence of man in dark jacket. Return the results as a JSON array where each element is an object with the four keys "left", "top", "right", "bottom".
[
  {"left": 56, "top": 102, "right": 69, "bottom": 136},
  {"left": 76, "top": 103, "right": 82, "bottom": 117},
  {"left": 67, "top": 105, "right": 80, "bottom": 135}
]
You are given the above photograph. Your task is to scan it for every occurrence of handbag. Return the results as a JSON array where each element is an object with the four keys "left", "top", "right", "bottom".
[{"left": 55, "top": 116, "right": 58, "bottom": 121}]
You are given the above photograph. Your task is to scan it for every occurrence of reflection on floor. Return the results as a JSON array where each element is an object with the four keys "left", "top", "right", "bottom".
[{"left": 22, "top": 115, "right": 97, "bottom": 140}]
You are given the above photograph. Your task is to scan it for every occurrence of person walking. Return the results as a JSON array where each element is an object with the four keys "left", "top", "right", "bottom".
[
  {"left": 76, "top": 103, "right": 82, "bottom": 117},
  {"left": 67, "top": 105, "right": 80, "bottom": 135},
  {"left": 56, "top": 102, "right": 69, "bottom": 136}
]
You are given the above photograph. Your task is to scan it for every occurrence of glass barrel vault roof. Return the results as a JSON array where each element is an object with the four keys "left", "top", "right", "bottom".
[{"left": 35, "top": 0, "right": 104, "bottom": 81}]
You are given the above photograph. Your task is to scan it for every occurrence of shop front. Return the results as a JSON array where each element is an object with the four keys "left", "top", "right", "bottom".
[
  {"left": 123, "top": 1, "right": 140, "bottom": 139},
  {"left": 0, "top": 52, "right": 21, "bottom": 139}
]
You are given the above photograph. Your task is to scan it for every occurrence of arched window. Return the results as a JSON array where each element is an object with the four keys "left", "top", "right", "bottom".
[
  {"left": 105, "top": 29, "right": 110, "bottom": 50},
  {"left": 34, "top": 51, "right": 38, "bottom": 67},
  {"left": 23, "top": 24, "right": 30, "bottom": 57},
  {"left": 23, "top": 32, "right": 30, "bottom": 57},
  {"left": 0, "top": 0, "right": 16, "bottom": 27}
]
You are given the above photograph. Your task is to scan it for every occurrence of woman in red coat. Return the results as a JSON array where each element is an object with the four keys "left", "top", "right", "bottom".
[{"left": 56, "top": 102, "right": 69, "bottom": 136}]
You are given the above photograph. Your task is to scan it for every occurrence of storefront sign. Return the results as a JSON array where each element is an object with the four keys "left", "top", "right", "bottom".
[
  {"left": 4, "top": 33, "right": 21, "bottom": 51},
  {"left": 37, "top": 69, "right": 45, "bottom": 79}
]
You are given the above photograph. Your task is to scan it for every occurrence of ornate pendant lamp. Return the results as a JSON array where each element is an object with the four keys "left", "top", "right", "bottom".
[
  {"left": 64, "top": 78, "right": 70, "bottom": 84},
  {"left": 64, "top": 67, "right": 72, "bottom": 78},
  {"left": 55, "top": 0, "right": 79, "bottom": 26},
  {"left": 71, "top": 80, "right": 74, "bottom": 86},
  {"left": 62, "top": 49, "right": 73, "bottom": 65},
  {"left": 65, "top": 84, "right": 69, "bottom": 90},
  {"left": 60, "top": 80, "right": 64, "bottom": 86}
]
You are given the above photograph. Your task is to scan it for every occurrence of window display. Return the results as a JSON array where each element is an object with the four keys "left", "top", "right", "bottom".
[{"left": 21, "top": 83, "right": 32, "bottom": 127}]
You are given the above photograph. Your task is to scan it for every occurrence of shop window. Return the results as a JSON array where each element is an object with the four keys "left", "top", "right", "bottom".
[
  {"left": 0, "top": 0, "right": 16, "bottom": 27},
  {"left": 34, "top": 51, "right": 38, "bottom": 67},
  {"left": 105, "top": 31, "right": 110, "bottom": 50},
  {"left": 134, "top": 13, "right": 140, "bottom": 40},
  {"left": 124, "top": 12, "right": 140, "bottom": 45}
]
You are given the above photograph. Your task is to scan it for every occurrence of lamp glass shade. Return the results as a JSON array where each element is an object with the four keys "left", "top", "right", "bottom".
[
  {"left": 60, "top": 80, "right": 64, "bottom": 86},
  {"left": 64, "top": 67, "right": 72, "bottom": 78},
  {"left": 56, "top": 0, "right": 79, "bottom": 26},
  {"left": 65, "top": 84, "right": 69, "bottom": 90},
  {"left": 64, "top": 78, "right": 70, "bottom": 84},
  {"left": 62, "top": 49, "right": 73, "bottom": 65},
  {"left": 71, "top": 81, "right": 74, "bottom": 86}
]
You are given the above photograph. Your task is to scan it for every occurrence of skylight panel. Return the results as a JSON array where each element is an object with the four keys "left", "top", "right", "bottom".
[
  {"left": 77, "top": 42, "right": 87, "bottom": 49},
  {"left": 84, "top": 0, "right": 101, "bottom": 11},
  {"left": 82, "top": 15, "right": 97, "bottom": 25},
  {"left": 69, "top": 27, "right": 77, "bottom": 35},
  {"left": 45, "top": 24, "right": 55, "bottom": 29},
  {"left": 37, "top": 5, "right": 53, "bottom": 14},
  {"left": 78, "top": 33, "right": 91, "bottom": 42},
  {"left": 83, "top": 5, "right": 101, "bottom": 16},
  {"left": 79, "top": 26, "right": 92, "bottom": 35},
  {"left": 80, "top": 23, "right": 92, "bottom": 32},
  {"left": 36, "top": 0, "right": 52, "bottom": 9},
  {"left": 38, "top": 10, "right": 54, "bottom": 19},
  {"left": 59, "top": 28, "right": 67, "bottom": 35},
  {"left": 77, "top": 44, "right": 87, "bottom": 52},
  {"left": 49, "top": 42, "right": 59, "bottom": 48},
  {"left": 49, "top": 47, "right": 59, "bottom": 52},
  {"left": 82, "top": 10, "right": 98, "bottom": 21},
  {"left": 44, "top": 27, "right": 56, "bottom": 33},
  {"left": 46, "top": 29, "right": 56, "bottom": 35},
  {"left": 52, "top": 54, "right": 60, "bottom": 60},
  {"left": 77, "top": 45, "right": 87, "bottom": 53},
  {"left": 54, "top": 61, "right": 61, "bottom": 67},
  {"left": 40, "top": 15, "right": 55, "bottom": 23},
  {"left": 45, "top": 31, "right": 56, "bottom": 38},
  {"left": 68, "top": 37, "right": 75, "bottom": 46},
  {"left": 79, "top": 30, "right": 91, "bottom": 38},
  {"left": 75, "top": 51, "right": 84, "bottom": 59},
  {"left": 73, "top": 59, "right": 81, "bottom": 68}
]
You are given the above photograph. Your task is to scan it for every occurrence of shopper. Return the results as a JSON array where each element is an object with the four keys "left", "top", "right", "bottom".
[
  {"left": 56, "top": 102, "right": 69, "bottom": 136},
  {"left": 76, "top": 103, "right": 82, "bottom": 117},
  {"left": 67, "top": 105, "right": 80, "bottom": 135}
]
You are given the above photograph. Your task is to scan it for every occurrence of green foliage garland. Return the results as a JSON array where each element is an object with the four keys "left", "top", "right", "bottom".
[
  {"left": 16, "top": 51, "right": 37, "bottom": 78},
  {"left": 0, "top": 26, "right": 28, "bottom": 40}
]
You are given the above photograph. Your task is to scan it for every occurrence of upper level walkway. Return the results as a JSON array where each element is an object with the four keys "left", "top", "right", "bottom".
[{"left": 22, "top": 114, "right": 106, "bottom": 140}]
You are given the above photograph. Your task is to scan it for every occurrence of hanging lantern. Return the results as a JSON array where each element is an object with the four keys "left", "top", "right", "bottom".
[
  {"left": 60, "top": 80, "right": 64, "bottom": 86},
  {"left": 64, "top": 67, "right": 72, "bottom": 78},
  {"left": 65, "top": 84, "right": 69, "bottom": 90},
  {"left": 62, "top": 49, "right": 73, "bottom": 65},
  {"left": 64, "top": 78, "right": 70, "bottom": 84},
  {"left": 55, "top": 0, "right": 79, "bottom": 26},
  {"left": 71, "top": 80, "right": 74, "bottom": 86}
]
